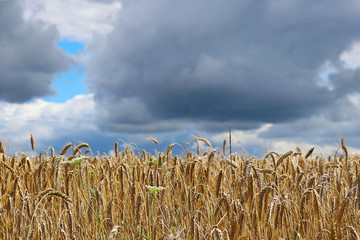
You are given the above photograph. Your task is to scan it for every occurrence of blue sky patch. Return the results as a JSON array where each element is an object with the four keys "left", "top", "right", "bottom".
[
  {"left": 43, "top": 39, "right": 88, "bottom": 102},
  {"left": 44, "top": 65, "right": 88, "bottom": 103},
  {"left": 57, "top": 38, "right": 85, "bottom": 55}
]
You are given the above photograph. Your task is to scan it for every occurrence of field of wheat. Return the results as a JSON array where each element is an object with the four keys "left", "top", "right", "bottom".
[{"left": 0, "top": 136, "right": 359, "bottom": 240}]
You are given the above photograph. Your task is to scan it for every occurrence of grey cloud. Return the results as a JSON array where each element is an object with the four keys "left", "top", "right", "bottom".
[
  {"left": 98, "top": 121, "right": 184, "bottom": 134},
  {"left": 94, "top": 95, "right": 185, "bottom": 133},
  {"left": 0, "top": 0, "right": 69, "bottom": 102},
  {"left": 330, "top": 68, "right": 360, "bottom": 96},
  {"left": 87, "top": 0, "right": 360, "bottom": 133},
  {"left": 96, "top": 96, "right": 153, "bottom": 125},
  {"left": 193, "top": 120, "right": 263, "bottom": 132},
  {"left": 259, "top": 96, "right": 360, "bottom": 144},
  {"left": 87, "top": 0, "right": 117, "bottom": 2}
]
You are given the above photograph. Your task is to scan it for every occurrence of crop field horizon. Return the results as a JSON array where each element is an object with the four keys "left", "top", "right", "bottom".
[{"left": 0, "top": 136, "right": 359, "bottom": 239}]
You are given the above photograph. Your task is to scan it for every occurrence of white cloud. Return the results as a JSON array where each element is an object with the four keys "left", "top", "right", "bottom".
[
  {"left": 348, "top": 93, "right": 360, "bottom": 107},
  {"left": 210, "top": 123, "right": 360, "bottom": 157},
  {"left": 265, "top": 140, "right": 338, "bottom": 156},
  {"left": 23, "top": 0, "right": 121, "bottom": 41},
  {"left": 212, "top": 124, "right": 273, "bottom": 147},
  {"left": 0, "top": 94, "right": 97, "bottom": 152},
  {"left": 340, "top": 41, "right": 360, "bottom": 69},
  {"left": 265, "top": 139, "right": 360, "bottom": 158}
]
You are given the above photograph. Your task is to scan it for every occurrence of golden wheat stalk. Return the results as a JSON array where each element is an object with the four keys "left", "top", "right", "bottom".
[
  {"left": 147, "top": 137, "right": 159, "bottom": 145},
  {"left": 305, "top": 147, "right": 315, "bottom": 159},
  {"left": 73, "top": 143, "right": 90, "bottom": 155},
  {"left": 60, "top": 143, "right": 73, "bottom": 155},
  {"left": 194, "top": 137, "right": 212, "bottom": 147},
  {"left": 275, "top": 150, "right": 293, "bottom": 170},
  {"left": 30, "top": 134, "right": 35, "bottom": 152}
]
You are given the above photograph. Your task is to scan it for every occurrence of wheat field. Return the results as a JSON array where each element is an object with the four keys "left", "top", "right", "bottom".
[{"left": 0, "top": 137, "right": 359, "bottom": 240}]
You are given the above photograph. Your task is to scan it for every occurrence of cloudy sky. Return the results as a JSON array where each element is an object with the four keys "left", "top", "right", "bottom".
[{"left": 1, "top": 0, "right": 360, "bottom": 156}]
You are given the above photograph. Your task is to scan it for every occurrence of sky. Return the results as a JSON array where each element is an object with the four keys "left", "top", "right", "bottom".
[{"left": 1, "top": 0, "right": 360, "bottom": 157}]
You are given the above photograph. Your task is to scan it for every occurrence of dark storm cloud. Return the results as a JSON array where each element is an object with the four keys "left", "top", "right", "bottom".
[
  {"left": 0, "top": 0, "right": 69, "bottom": 102},
  {"left": 87, "top": 0, "right": 360, "bottom": 133}
]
